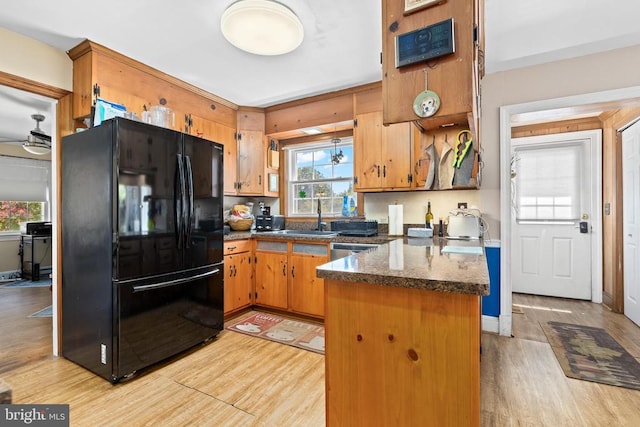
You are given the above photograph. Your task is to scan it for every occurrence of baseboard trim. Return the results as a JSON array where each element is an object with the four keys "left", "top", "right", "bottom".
[
  {"left": 482, "top": 315, "right": 500, "bottom": 333},
  {"left": 0, "top": 270, "right": 21, "bottom": 282}
]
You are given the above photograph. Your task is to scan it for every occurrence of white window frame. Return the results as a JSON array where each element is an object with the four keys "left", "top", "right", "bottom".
[
  {"left": 285, "top": 138, "right": 355, "bottom": 216},
  {"left": 0, "top": 156, "right": 51, "bottom": 239}
]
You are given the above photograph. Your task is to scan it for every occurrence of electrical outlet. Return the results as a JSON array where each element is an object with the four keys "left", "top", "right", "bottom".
[{"left": 458, "top": 202, "right": 468, "bottom": 209}]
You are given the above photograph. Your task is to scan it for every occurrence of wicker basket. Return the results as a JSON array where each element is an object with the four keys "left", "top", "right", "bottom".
[{"left": 228, "top": 218, "right": 253, "bottom": 231}]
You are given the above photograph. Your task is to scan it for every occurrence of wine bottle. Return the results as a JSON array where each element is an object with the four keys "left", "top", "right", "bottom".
[{"left": 425, "top": 201, "right": 434, "bottom": 229}]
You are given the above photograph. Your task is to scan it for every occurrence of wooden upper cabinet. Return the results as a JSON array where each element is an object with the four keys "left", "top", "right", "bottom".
[
  {"left": 236, "top": 130, "right": 265, "bottom": 195},
  {"left": 354, "top": 111, "right": 412, "bottom": 191},
  {"left": 230, "top": 109, "right": 267, "bottom": 196},
  {"left": 381, "top": 0, "right": 482, "bottom": 130},
  {"left": 188, "top": 114, "right": 217, "bottom": 139},
  {"left": 213, "top": 123, "right": 239, "bottom": 196},
  {"left": 67, "top": 40, "right": 237, "bottom": 130}
]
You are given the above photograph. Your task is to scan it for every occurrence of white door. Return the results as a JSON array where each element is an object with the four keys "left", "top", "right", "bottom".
[
  {"left": 623, "top": 120, "right": 640, "bottom": 326},
  {"left": 511, "top": 131, "right": 599, "bottom": 300}
]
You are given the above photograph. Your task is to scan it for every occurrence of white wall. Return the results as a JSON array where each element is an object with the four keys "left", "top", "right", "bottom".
[
  {"left": 0, "top": 28, "right": 68, "bottom": 274},
  {"left": 364, "top": 189, "right": 483, "bottom": 226},
  {"left": 0, "top": 27, "right": 72, "bottom": 90},
  {"left": 480, "top": 44, "right": 640, "bottom": 239}
]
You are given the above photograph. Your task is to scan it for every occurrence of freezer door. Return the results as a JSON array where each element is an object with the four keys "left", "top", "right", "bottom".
[
  {"left": 114, "top": 265, "right": 224, "bottom": 382},
  {"left": 183, "top": 134, "right": 224, "bottom": 266}
]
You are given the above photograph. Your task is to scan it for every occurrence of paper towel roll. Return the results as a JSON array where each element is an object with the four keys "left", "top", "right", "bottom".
[{"left": 388, "top": 205, "right": 404, "bottom": 236}]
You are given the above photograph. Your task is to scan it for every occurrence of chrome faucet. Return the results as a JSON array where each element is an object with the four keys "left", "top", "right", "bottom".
[{"left": 317, "top": 198, "right": 324, "bottom": 231}]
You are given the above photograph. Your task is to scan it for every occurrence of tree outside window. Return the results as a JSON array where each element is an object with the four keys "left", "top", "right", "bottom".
[
  {"left": 287, "top": 139, "right": 355, "bottom": 216},
  {"left": 0, "top": 201, "right": 44, "bottom": 232}
]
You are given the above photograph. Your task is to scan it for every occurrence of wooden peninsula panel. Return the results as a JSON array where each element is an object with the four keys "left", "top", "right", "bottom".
[
  {"left": 318, "top": 239, "right": 487, "bottom": 426},
  {"left": 324, "top": 279, "right": 480, "bottom": 426}
]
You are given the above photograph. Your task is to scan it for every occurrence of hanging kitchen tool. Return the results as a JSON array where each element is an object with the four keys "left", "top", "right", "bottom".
[
  {"left": 453, "top": 146, "right": 475, "bottom": 187},
  {"left": 416, "top": 135, "right": 435, "bottom": 189},
  {"left": 413, "top": 70, "right": 441, "bottom": 118},
  {"left": 453, "top": 129, "right": 473, "bottom": 169},
  {"left": 424, "top": 140, "right": 437, "bottom": 189},
  {"left": 438, "top": 134, "right": 454, "bottom": 190}
]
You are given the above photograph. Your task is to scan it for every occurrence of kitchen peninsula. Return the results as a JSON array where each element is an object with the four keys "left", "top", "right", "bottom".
[{"left": 317, "top": 239, "right": 489, "bottom": 427}]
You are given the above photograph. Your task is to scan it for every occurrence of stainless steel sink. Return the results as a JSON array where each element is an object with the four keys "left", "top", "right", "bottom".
[{"left": 267, "top": 229, "right": 338, "bottom": 237}]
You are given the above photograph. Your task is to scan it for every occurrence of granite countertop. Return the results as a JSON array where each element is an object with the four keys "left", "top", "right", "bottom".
[
  {"left": 316, "top": 238, "right": 489, "bottom": 296},
  {"left": 225, "top": 231, "right": 253, "bottom": 241},
  {"left": 225, "top": 230, "right": 392, "bottom": 244}
]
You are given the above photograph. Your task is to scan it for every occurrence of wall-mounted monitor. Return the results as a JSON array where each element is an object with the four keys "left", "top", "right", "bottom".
[{"left": 395, "top": 18, "right": 455, "bottom": 68}]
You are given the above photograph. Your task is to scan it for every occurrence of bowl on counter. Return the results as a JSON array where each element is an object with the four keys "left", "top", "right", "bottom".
[{"left": 228, "top": 218, "right": 253, "bottom": 231}]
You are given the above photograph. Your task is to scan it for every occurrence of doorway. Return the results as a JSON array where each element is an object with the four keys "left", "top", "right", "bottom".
[
  {"left": 622, "top": 119, "right": 640, "bottom": 327},
  {"left": 0, "top": 74, "right": 71, "bottom": 355},
  {"left": 496, "top": 87, "right": 640, "bottom": 336},
  {"left": 510, "top": 130, "right": 601, "bottom": 300}
]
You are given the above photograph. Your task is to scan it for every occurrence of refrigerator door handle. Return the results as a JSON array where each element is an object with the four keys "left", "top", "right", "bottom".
[
  {"left": 184, "top": 155, "right": 194, "bottom": 248},
  {"left": 132, "top": 268, "right": 221, "bottom": 292},
  {"left": 175, "top": 153, "right": 186, "bottom": 248}
]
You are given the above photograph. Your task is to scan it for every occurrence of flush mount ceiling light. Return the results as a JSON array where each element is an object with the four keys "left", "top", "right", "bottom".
[{"left": 221, "top": 0, "right": 304, "bottom": 56}]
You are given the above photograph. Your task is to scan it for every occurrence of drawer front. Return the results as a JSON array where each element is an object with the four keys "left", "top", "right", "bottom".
[
  {"left": 292, "top": 242, "right": 328, "bottom": 256},
  {"left": 224, "top": 239, "right": 252, "bottom": 255}
]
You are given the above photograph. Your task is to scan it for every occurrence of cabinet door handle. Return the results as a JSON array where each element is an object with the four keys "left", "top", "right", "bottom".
[
  {"left": 258, "top": 175, "right": 262, "bottom": 185},
  {"left": 282, "top": 264, "right": 287, "bottom": 276},
  {"left": 377, "top": 165, "right": 380, "bottom": 177},
  {"left": 291, "top": 265, "right": 295, "bottom": 278},
  {"left": 383, "top": 165, "right": 386, "bottom": 177}
]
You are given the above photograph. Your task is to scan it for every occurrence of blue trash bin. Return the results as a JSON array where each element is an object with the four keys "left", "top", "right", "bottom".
[{"left": 483, "top": 241, "right": 500, "bottom": 317}]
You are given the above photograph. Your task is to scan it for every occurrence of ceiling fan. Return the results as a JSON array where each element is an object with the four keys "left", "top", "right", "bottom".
[{"left": 0, "top": 113, "right": 52, "bottom": 155}]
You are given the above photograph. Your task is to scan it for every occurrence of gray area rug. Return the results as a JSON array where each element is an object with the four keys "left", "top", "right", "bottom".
[
  {"left": 2, "top": 279, "right": 51, "bottom": 288},
  {"left": 28, "top": 305, "right": 52, "bottom": 318}
]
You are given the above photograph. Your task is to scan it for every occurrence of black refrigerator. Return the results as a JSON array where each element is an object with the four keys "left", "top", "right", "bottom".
[{"left": 62, "top": 117, "right": 224, "bottom": 383}]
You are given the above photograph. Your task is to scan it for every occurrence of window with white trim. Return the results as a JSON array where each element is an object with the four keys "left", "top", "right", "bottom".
[
  {"left": 285, "top": 138, "right": 355, "bottom": 216},
  {"left": 513, "top": 143, "right": 583, "bottom": 221},
  {"left": 0, "top": 156, "right": 50, "bottom": 233}
]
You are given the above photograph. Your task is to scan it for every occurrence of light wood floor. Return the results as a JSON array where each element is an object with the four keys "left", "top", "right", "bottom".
[{"left": 2, "top": 286, "right": 640, "bottom": 426}]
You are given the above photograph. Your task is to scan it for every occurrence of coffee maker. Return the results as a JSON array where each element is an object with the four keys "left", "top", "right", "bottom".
[{"left": 255, "top": 202, "right": 285, "bottom": 231}]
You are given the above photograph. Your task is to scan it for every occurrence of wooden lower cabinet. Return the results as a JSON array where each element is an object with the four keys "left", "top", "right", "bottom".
[
  {"left": 289, "top": 243, "right": 329, "bottom": 317},
  {"left": 254, "top": 240, "right": 289, "bottom": 309},
  {"left": 325, "top": 279, "right": 481, "bottom": 426},
  {"left": 253, "top": 239, "right": 328, "bottom": 317},
  {"left": 223, "top": 240, "right": 253, "bottom": 315}
]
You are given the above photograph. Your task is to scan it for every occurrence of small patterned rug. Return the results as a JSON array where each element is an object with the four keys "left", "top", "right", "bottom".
[
  {"left": 2, "top": 279, "right": 51, "bottom": 288},
  {"left": 227, "top": 312, "right": 324, "bottom": 355},
  {"left": 541, "top": 321, "right": 640, "bottom": 390},
  {"left": 28, "top": 305, "right": 52, "bottom": 318}
]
